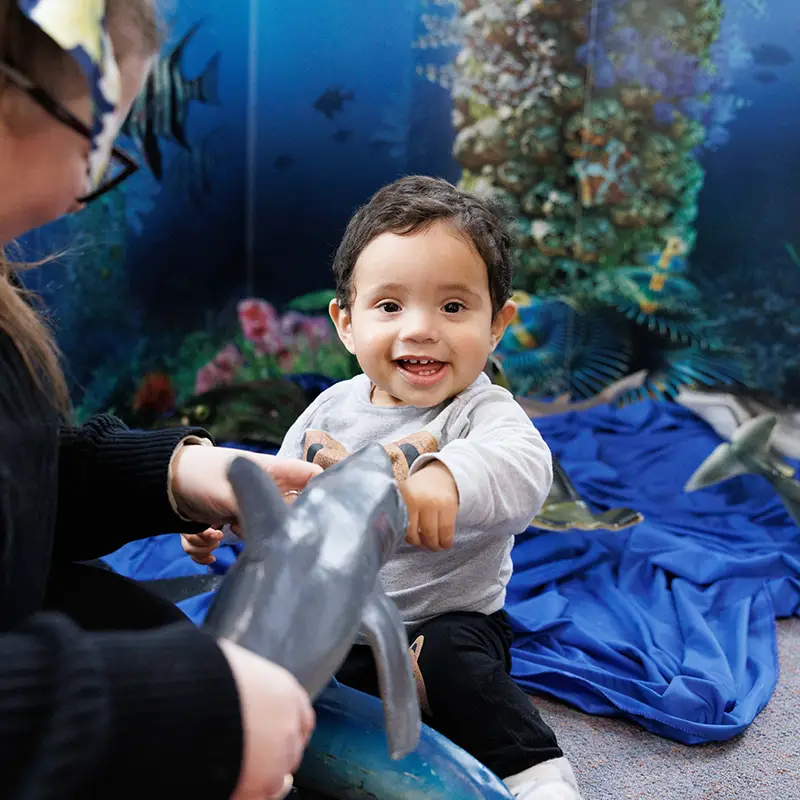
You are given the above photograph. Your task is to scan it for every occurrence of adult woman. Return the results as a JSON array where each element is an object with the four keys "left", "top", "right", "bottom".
[{"left": 0, "top": 2, "right": 316, "bottom": 798}]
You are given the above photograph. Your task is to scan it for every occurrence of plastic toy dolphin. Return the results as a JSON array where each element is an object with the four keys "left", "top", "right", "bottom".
[
  {"left": 203, "top": 443, "right": 421, "bottom": 760},
  {"left": 684, "top": 413, "right": 800, "bottom": 526}
]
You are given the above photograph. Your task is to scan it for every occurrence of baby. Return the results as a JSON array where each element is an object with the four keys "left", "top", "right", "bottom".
[{"left": 185, "top": 175, "right": 582, "bottom": 799}]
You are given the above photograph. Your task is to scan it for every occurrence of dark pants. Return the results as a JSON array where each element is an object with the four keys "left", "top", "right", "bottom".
[
  {"left": 44, "top": 562, "right": 190, "bottom": 632},
  {"left": 336, "top": 609, "right": 562, "bottom": 779}
]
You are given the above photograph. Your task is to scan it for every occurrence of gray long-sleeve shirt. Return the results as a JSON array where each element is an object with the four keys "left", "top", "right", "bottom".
[{"left": 277, "top": 372, "right": 553, "bottom": 627}]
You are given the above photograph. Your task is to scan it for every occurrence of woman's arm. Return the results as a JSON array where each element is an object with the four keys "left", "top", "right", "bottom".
[
  {"left": 0, "top": 612, "right": 242, "bottom": 799},
  {"left": 53, "top": 414, "right": 213, "bottom": 561}
]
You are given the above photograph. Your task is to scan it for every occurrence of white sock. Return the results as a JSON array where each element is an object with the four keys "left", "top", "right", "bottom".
[{"left": 503, "top": 757, "right": 583, "bottom": 800}]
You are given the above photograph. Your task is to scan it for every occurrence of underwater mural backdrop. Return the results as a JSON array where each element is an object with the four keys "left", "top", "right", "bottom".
[{"left": 18, "top": 0, "right": 800, "bottom": 433}]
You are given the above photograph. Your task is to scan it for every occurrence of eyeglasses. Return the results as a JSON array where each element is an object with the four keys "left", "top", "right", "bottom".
[{"left": 0, "top": 60, "right": 139, "bottom": 204}]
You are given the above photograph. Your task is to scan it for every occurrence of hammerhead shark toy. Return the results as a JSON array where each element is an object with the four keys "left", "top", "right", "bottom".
[{"left": 203, "top": 443, "right": 421, "bottom": 760}]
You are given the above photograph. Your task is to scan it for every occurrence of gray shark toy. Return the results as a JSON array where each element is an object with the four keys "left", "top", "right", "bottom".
[
  {"left": 203, "top": 443, "right": 421, "bottom": 760},
  {"left": 676, "top": 386, "right": 800, "bottom": 461},
  {"left": 684, "top": 413, "right": 800, "bottom": 527}
]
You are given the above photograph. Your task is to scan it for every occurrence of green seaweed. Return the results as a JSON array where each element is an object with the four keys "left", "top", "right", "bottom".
[{"left": 286, "top": 289, "right": 337, "bottom": 313}]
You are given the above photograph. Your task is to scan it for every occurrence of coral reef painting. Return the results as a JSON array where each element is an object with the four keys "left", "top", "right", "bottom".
[
  {"left": 414, "top": 0, "right": 788, "bottom": 404},
  {"left": 99, "top": 296, "right": 357, "bottom": 442},
  {"left": 27, "top": 0, "right": 796, "bottom": 421}
]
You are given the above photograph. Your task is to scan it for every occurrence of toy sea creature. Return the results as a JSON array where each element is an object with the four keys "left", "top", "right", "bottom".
[
  {"left": 117, "top": 449, "right": 515, "bottom": 797},
  {"left": 294, "top": 681, "right": 514, "bottom": 799},
  {"left": 203, "top": 444, "right": 421, "bottom": 760},
  {"left": 531, "top": 456, "right": 643, "bottom": 533},
  {"left": 676, "top": 385, "right": 800, "bottom": 460},
  {"left": 684, "top": 414, "right": 800, "bottom": 527},
  {"left": 482, "top": 359, "right": 645, "bottom": 532}
]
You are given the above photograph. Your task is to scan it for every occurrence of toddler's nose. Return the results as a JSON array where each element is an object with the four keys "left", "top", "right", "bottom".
[{"left": 400, "top": 309, "right": 439, "bottom": 343}]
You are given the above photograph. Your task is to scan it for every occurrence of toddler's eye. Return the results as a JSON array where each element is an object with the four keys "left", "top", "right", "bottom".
[
  {"left": 443, "top": 302, "right": 465, "bottom": 314},
  {"left": 379, "top": 301, "right": 401, "bottom": 313}
]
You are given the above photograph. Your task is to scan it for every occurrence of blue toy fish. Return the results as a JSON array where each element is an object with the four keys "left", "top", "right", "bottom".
[{"left": 296, "top": 681, "right": 514, "bottom": 799}]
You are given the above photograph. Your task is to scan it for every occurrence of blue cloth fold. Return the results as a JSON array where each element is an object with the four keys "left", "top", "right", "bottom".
[
  {"left": 507, "top": 400, "right": 798, "bottom": 744},
  {"left": 102, "top": 400, "right": 799, "bottom": 745}
]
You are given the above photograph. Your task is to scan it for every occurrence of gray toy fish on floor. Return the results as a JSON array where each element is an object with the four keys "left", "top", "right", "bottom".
[
  {"left": 684, "top": 413, "right": 800, "bottom": 528},
  {"left": 531, "top": 457, "right": 644, "bottom": 532},
  {"left": 203, "top": 443, "right": 421, "bottom": 760}
]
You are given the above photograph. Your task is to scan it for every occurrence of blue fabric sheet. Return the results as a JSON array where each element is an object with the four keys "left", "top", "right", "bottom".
[{"left": 102, "top": 400, "right": 800, "bottom": 745}]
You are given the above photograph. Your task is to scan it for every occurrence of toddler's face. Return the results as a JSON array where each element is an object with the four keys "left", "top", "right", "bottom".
[{"left": 330, "top": 219, "right": 515, "bottom": 407}]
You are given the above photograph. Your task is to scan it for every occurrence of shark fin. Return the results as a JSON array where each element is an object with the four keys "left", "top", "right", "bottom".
[
  {"left": 684, "top": 443, "right": 746, "bottom": 492},
  {"left": 731, "top": 413, "right": 778, "bottom": 452},
  {"left": 226, "top": 457, "right": 286, "bottom": 544},
  {"left": 359, "top": 586, "right": 421, "bottom": 760}
]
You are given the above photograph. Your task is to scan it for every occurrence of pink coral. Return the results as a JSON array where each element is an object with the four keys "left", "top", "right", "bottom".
[
  {"left": 214, "top": 343, "right": 243, "bottom": 374},
  {"left": 194, "top": 344, "right": 243, "bottom": 395},
  {"left": 281, "top": 311, "right": 332, "bottom": 345},
  {"left": 237, "top": 299, "right": 284, "bottom": 355}
]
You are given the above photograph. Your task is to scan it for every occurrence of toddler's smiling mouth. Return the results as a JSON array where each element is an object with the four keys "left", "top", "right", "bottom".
[{"left": 395, "top": 358, "right": 449, "bottom": 384}]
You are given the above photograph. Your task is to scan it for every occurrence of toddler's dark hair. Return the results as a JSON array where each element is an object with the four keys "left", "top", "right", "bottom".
[{"left": 332, "top": 175, "right": 515, "bottom": 315}]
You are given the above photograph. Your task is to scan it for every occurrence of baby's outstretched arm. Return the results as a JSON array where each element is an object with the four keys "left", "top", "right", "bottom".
[
  {"left": 400, "top": 460, "right": 460, "bottom": 552},
  {"left": 410, "top": 387, "right": 553, "bottom": 535}
]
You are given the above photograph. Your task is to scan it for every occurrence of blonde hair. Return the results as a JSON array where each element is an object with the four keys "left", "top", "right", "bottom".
[{"left": 0, "top": 0, "right": 161, "bottom": 413}]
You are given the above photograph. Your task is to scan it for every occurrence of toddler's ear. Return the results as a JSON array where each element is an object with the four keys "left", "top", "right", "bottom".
[
  {"left": 490, "top": 300, "right": 516, "bottom": 350},
  {"left": 329, "top": 299, "right": 356, "bottom": 354}
]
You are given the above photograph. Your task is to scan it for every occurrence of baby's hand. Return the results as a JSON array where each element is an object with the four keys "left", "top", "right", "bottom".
[
  {"left": 181, "top": 528, "right": 224, "bottom": 565},
  {"left": 400, "top": 461, "right": 459, "bottom": 552}
]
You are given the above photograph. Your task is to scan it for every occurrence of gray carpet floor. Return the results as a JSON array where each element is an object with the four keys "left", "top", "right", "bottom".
[
  {"left": 293, "top": 619, "right": 798, "bottom": 798},
  {"left": 533, "top": 617, "right": 800, "bottom": 800}
]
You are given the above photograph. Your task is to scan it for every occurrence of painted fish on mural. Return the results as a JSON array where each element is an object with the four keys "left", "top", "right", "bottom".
[
  {"left": 169, "top": 126, "right": 224, "bottom": 207},
  {"left": 121, "top": 21, "right": 221, "bottom": 180},
  {"left": 312, "top": 87, "right": 354, "bottom": 121}
]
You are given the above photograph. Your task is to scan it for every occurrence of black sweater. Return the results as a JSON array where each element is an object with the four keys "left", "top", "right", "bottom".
[{"left": 0, "top": 330, "right": 243, "bottom": 799}]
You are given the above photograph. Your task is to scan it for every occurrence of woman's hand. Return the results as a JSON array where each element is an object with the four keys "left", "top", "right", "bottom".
[
  {"left": 171, "top": 445, "right": 321, "bottom": 530},
  {"left": 220, "top": 640, "right": 315, "bottom": 800}
]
